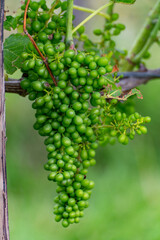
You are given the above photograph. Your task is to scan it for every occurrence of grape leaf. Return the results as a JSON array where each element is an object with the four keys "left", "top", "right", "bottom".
[
  {"left": 109, "top": 89, "right": 122, "bottom": 97},
  {"left": 4, "top": 33, "right": 30, "bottom": 74},
  {"left": 4, "top": 16, "right": 19, "bottom": 31},
  {"left": 114, "top": 0, "right": 136, "bottom": 4},
  {"left": 122, "top": 88, "right": 143, "bottom": 100},
  {"left": 107, "top": 88, "right": 143, "bottom": 100}
]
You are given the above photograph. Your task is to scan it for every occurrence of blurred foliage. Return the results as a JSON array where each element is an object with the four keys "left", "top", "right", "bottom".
[{"left": 5, "top": 0, "right": 160, "bottom": 239}]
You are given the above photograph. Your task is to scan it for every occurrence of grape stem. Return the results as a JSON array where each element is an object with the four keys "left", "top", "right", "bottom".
[
  {"left": 72, "top": 2, "right": 113, "bottom": 34},
  {"left": 23, "top": 0, "right": 57, "bottom": 86},
  {"left": 73, "top": 5, "right": 110, "bottom": 20},
  {"left": 66, "top": 0, "right": 74, "bottom": 48},
  {"left": 41, "top": 0, "right": 60, "bottom": 31},
  {"left": 106, "top": 0, "right": 114, "bottom": 19}
]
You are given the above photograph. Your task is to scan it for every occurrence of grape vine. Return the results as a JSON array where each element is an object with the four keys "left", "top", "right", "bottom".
[{"left": 4, "top": 0, "right": 151, "bottom": 228}]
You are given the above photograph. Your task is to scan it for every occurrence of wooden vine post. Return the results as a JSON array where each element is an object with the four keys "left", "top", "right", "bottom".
[{"left": 0, "top": 0, "right": 10, "bottom": 239}]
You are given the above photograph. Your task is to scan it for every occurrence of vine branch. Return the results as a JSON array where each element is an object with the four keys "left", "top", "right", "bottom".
[
  {"left": 122, "top": 0, "right": 160, "bottom": 71},
  {"left": 5, "top": 69, "right": 160, "bottom": 96},
  {"left": 23, "top": 0, "right": 57, "bottom": 86},
  {"left": 133, "top": 15, "right": 160, "bottom": 62}
]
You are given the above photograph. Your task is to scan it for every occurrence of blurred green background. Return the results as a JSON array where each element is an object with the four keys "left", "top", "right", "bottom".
[{"left": 4, "top": 0, "right": 160, "bottom": 239}]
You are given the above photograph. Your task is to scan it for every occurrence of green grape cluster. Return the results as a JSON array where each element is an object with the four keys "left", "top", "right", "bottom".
[{"left": 17, "top": 0, "right": 151, "bottom": 227}]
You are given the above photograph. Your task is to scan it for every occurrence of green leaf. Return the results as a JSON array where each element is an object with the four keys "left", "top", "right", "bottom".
[
  {"left": 114, "top": 0, "right": 136, "bottom": 4},
  {"left": 4, "top": 16, "right": 19, "bottom": 31},
  {"left": 4, "top": 34, "right": 30, "bottom": 75},
  {"left": 109, "top": 89, "right": 122, "bottom": 97},
  {"left": 123, "top": 88, "right": 143, "bottom": 100},
  {"left": 106, "top": 87, "right": 143, "bottom": 101}
]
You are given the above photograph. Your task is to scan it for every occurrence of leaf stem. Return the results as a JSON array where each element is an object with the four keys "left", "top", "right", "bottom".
[
  {"left": 66, "top": 0, "right": 74, "bottom": 48},
  {"left": 72, "top": 2, "right": 113, "bottom": 34},
  {"left": 23, "top": 0, "right": 57, "bottom": 85},
  {"left": 73, "top": 5, "right": 110, "bottom": 20}
]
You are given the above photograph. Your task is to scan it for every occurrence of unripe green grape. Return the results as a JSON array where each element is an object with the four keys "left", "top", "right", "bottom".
[
  {"left": 68, "top": 198, "right": 76, "bottom": 207},
  {"left": 90, "top": 159, "right": 96, "bottom": 166},
  {"left": 61, "top": 1, "right": 67, "bottom": 11},
  {"left": 98, "top": 77, "right": 105, "bottom": 87},
  {"left": 113, "top": 29, "right": 121, "bottom": 36},
  {"left": 93, "top": 29, "right": 102, "bottom": 36},
  {"left": 76, "top": 53, "right": 85, "bottom": 63},
  {"left": 62, "top": 219, "right": 69, "bottom": 228},
  {"left": 20, "top": 78, "right": 31, "bottom": 89},
  {"left": 31, "top": 20, "right": 41, "bottom": 32},
  {"left": 144, "top": 116, "right": 151, "bottom": 123},
  {"left": 140, "top": 126, "right": 147, "bottom": 134},
  {"left": 73, "top": 116, "right": 83, "bottom": 125},
  {"left": 32, "top": 81, "right": 44, "bottom": 91},
  {"left": 77, "top": 25, "right": 85, "bottom": 35},
  {"left": 111, "top": 13, "right": 119, "bottom": 21},
  {"left": 21, "top": 4, "right": 26, "bottom": 10},
  {"left": 58, "top": 80, "right": 67, "bottom": 89},
  {"left": 83, "top": 160, "right": 90, "bottom": 168},
  {"left": 64, "top": 49, "right": 75, "bottom": 59},
  {"left": 118, "top": 134, "right": 126, "bottom": 144},
  {"left": 62, "top": 137, "right": 71, "bottom": 147},
  {"left": 104, "top": 32, "right": 111, "bottom": 41},
  {"left": 44, "top": 163, "right": 50, "bottom": 170},
  {"left": 77, "top": 67, "right": 87, "bottom": 77},
  {"left": 54, "top": 32, "right": 62, "bottom": 41},
  {"left": 97, "top": 57, "right": 109, "bottom": 67},
  {"left": 41, "top": 13, "right": 50, "bottom": 21},
  {"left": 84, "top": 55, "right": 94, "bottom": 65},
  {"left": 111, "top": 99, "right": 118, "bottom": 105},
  {"left": 65, "top": 146, "right": 75, "bottom": 156},
  {"left": 105, "top": 65, "right": 113, "bottom": 72},
  {"left": 60, "top": 193, "right": 69, "bottom": 203},
  {"left": 21, "top": 52, "right": 28, "bottom": 59},
  {"left": 28, "top": 11, "right": 36, "bottom": 19},
  {"left": 87, "top": 181, "right": 95, "bottom": 189},
  {"left": 143, "top": 51, "right": 151, "bottom": 59},
  {"left": 55, "top": 215, "right": 62, "bottom": 222},
  {"left": 38, "top": 32, "right": 48, "bottom": 42},
  {"left": 115, "top": 112, "right": 122, "bottom": 121},
  {"left": 30, "top": 1, "right": 39, "bottom": 11},
  {"left": 48, "top": 172, "right": 57, "bottom": 181},
  {"left": 90, "top": 70, "right": 98, "bottom": 78},
  {"left": 80, "top": 169, "right": 88, "bottom": 175},
  {"left": 43, "top": 123, "right": 52, "bottom": 134},
  {"left": 55, "top": 42, "right": 65, "bottom": 53}
]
